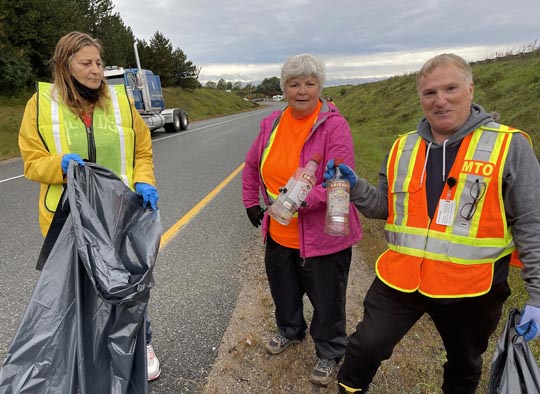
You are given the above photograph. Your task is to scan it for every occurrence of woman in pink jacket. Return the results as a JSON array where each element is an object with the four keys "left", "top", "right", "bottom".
[{"left": 242, "top": 54, "right": 362, "bottom": 387}]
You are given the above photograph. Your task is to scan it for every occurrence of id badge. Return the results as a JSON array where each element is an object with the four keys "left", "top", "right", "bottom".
[{"left": 436, "top": 199, "right": 456, "bottom": 226}]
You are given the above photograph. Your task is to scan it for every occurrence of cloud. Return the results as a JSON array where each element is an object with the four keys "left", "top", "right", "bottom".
[{"left": 112, "top": 0, "right": 539, "bottom": 85}]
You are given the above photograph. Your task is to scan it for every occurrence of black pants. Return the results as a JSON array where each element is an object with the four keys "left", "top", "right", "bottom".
[
  {"left": 265, "top": 235, "right": 352, "bottom": 360},
  {"left": 338, "top": 277, "right": 511, "bottom": 393}
]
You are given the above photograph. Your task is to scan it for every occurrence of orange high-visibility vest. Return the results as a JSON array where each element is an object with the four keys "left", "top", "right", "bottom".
[{"left": 377, "top": 124, "right": 528, "bottom": 298}]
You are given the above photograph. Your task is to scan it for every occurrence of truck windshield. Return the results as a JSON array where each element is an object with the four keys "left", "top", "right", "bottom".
[{"left": 106, "top": 77, "right": 125, "bottom": 85}]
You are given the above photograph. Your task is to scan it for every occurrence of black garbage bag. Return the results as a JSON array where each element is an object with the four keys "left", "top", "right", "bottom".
[
  {"left": 488, "top": 308, "right": 540, "bottom": 393},
  {"left": 0, "top": 162, "right": 162, "bottom": 394}
]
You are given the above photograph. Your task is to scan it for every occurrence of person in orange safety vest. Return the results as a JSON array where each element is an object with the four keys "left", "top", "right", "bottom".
[{"left": 324, "top": 53, "right": 540, "bottom": 394}]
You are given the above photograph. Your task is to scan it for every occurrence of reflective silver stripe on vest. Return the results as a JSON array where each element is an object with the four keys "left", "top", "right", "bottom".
[
  {"left": 385, "top": 227, "right": 513, "bottom": 262},
  {"left": 51, "top": 89, "right": 63, "bottom": 154},
  {"left": 475, "top": 130, "right": 498, "bottom": 159},
  {"left": 109, "top": 86, "right": 129, "bottom": 186},
  {"left": 392, "top": 134, "right": 420, "bottom": 226}
]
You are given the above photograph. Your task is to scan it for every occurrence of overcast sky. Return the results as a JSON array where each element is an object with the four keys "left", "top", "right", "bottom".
[{"left": 111, "top": 0, "right": 539, "bottom": 86}]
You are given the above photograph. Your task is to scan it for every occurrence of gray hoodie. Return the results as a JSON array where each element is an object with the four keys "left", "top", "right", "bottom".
[{"left": 351, "top": 103, "right": 540, "bottom": 305}]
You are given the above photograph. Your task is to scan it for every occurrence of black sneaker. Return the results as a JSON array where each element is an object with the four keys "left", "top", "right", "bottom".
[
  {"left": 264, "top": 333, "right": 300, "bottom": 354},
  {"left": 309, "top": 358, "right": 337, "bottom": 387}
]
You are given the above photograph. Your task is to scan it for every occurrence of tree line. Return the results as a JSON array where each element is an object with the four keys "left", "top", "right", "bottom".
[
  {"left": 0, "top": 0, "right": 284, "bottom": 99},
  {"left": 206, "top": 76, "right": 282, "bottom": 99},
  {"left": 0, "top": 0, "right": 200, "bottom": 95}
]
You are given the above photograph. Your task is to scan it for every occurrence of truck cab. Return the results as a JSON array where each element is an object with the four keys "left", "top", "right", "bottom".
[
  {"left": 105, "top": 67, "right": 165, "bottom": 113},
  {"left": 104, "top": 43, "right": 189, "bottom": 133}
]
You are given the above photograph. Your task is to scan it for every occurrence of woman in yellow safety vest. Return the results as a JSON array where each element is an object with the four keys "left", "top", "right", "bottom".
[{"left": 18, "top": 31, "right": 161, "bottom": 382}]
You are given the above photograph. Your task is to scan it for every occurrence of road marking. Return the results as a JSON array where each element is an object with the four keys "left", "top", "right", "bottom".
[
  {"left": 0, "top": 174, "right": 24, "bottom": 184},
  {"left": 159, "top": 163, "right": 245, "bottom": 249}
]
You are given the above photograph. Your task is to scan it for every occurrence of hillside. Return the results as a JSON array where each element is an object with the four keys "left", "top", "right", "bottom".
[{"left": 323, "top": 50, "right": 540, "bottom": 182}]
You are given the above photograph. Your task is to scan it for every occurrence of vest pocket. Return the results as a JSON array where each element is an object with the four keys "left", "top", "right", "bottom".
[
  {"left": 45, "top": 184, "right": 64, "bottom": 212},
  {"left": 389, "top": 175, "right": 424, "bottom": 217}
]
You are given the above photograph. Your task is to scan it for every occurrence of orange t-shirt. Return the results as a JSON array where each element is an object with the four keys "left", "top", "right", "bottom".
[{"left": 262, "top": 102, "right": 321, "bottom": 248}]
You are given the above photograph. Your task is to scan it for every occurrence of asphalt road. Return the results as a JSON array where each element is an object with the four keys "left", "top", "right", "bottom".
[{"left": 0, "top": 101, "right": 282, "bottom": 393}]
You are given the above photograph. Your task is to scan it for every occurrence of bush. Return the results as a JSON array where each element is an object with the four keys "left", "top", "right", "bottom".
[{"left": 0, "top": 47, "right": 34, "bottom": 96}]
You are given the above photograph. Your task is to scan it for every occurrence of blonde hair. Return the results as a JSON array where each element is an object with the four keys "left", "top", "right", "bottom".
[
  {"left": 53, "top": 31, "right": 109, "bottom": 115},
  {"left": 416, "top": 53, "right": 473, "bottom": 92}
]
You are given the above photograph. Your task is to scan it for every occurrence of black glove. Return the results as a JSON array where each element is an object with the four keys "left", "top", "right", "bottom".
[{"left": 246, "top": 205, "right": 264, "bottom": 228}]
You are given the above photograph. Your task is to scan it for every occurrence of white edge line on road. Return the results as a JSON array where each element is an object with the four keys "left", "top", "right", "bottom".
[
  {"left": 0, "top": 174, "right": 24, "bottom": 184},
  {"left": 151, "top": 107, "right": 274, "bottom": 142}
]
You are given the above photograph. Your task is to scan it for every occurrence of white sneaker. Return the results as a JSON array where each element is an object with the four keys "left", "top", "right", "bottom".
[{"left": 147, "top": 344, "right": 161, "bottom": 381}]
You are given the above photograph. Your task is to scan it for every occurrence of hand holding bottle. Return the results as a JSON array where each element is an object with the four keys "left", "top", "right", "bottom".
[
  {"left": 323, "top": 159, "right": 358, "bottom": 188},
  {"left": 325, "top": 158, "right": 350, "bottom": 236}
]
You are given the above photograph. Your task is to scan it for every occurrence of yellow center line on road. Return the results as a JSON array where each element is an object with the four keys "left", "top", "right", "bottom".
[{"left": 159, "top": 163, "right": 245, "bottom": 249}]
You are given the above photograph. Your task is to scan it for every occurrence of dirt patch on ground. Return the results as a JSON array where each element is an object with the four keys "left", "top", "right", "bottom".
[{"left": 202, "top": 231, "right": 456, "bottom": 394}]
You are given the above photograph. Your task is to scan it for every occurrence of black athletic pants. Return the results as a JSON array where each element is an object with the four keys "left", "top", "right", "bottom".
[
  {"left": 264, "top": 235, "right": 352, "bottom": 360},
  {"left": 337, "top": 277, "right": 510, "bottom": 393}
]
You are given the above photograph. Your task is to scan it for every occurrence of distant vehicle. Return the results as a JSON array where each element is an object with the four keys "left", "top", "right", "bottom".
[
  {"left": 104, "top": 43, "right": 189, "bottom": 133},
  {"left": 272, "top": 95, "right": 284, "bottom": 101}
]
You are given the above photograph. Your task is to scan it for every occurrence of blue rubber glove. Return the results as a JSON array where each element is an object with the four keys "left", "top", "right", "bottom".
[
  {"left": 135, "top": 182, "right": 159, "bottom": 210},
  {"left": 516, "top": 304, "right": 540, "bottom": 341},
  {"left": 323, "top": 159, "right": 358, "bottom": 188},
  {"left": 61, "top": 153, "right": 85, "bottom": 174}
]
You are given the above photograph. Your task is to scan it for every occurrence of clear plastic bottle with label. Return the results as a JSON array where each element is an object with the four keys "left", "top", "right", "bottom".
[
  {"left": 325, "top": 159, "right": 350, "bottom": 236},
  {"left": 268, "top": 154, "right": 322, "bottom": 225}
]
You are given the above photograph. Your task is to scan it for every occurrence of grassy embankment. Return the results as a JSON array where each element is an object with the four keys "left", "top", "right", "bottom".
[{"left": 0, "top": 87, "right": 257, "bottom": 160}]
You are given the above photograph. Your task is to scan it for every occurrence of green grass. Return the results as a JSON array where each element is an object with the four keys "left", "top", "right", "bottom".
[
  {"left": 0, "top": 93, "right": 33, "bottom": 160},
  {"left": 162, "top": 87, "right": 257, "bottom": 121}
]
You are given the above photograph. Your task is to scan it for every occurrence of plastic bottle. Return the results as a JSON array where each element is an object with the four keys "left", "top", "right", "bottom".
[
  {"left": 325, "top": 159, "right": 350, "bottom": 236},
  {"left": 268, "top": 154, "right": 322, "bottom": 225}
]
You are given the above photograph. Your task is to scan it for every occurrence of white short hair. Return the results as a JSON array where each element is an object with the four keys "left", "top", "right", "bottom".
[{"left": 280, "top": 54, "right": 325, "bottom": 93}]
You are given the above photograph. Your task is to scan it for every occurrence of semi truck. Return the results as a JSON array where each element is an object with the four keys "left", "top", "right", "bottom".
[{"left": 104, "top": 43, "right": 189, "bottom": 133}]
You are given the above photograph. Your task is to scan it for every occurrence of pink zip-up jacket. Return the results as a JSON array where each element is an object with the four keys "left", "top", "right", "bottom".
[{"left": 242, "top": 99, "right": 362, "bottom": 258}]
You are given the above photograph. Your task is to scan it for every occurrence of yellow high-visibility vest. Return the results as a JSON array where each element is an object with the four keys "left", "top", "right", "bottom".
[{"left": 37, "top": 82, "right": 136, "bottom": 212}]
